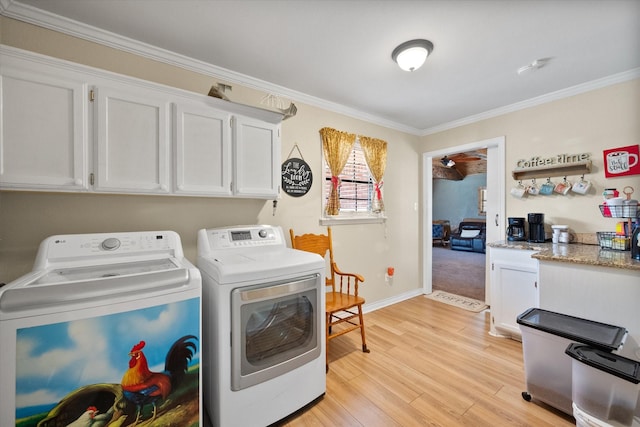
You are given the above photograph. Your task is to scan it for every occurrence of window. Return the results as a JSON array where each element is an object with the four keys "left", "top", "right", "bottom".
[
  {"left": 319, "top": 127, "right": 387, "bottom": 225},
  {"left": 323, "top": 141, "right": 382, "bottom": 222}
]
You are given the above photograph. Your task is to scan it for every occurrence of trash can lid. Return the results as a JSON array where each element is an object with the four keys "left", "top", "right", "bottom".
[
  {"left": 565, "top": 343, "right": 640, "bottom": 384},
  {"left": 517, "top": 308, "right": 627, "bottom": 351}
]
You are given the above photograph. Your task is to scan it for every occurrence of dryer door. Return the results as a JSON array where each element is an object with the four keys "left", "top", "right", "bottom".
[{"left": 231, "top": 274, "right": 321, "bottom": 390}]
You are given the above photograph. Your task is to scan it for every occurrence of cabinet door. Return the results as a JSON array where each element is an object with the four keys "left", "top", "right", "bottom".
[
  {"left": 0, "top": 69, "right": 88, "bottom": 191},
  {"left": 232, "top": 115, "right": 280, "bottom": 198},
  {"left": 173, "top": 102, "right": 232, "bottom": 196},
  {"left": 94, "top": 86, "right": 170, "bottom": 194},
  {"left": 491, "top": 260, "right": 539, "bottom": 338}
]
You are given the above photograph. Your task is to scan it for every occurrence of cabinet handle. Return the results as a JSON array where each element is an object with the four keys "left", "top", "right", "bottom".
[
  {"left": 495, "top": 214, "right": 499, "bottom": 226},
  {"left": 534, "top": 281, "right": 538, "bottom": 288}
]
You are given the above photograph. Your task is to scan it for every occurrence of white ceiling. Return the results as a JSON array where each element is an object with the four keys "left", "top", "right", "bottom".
[{"left": 2, "top": 0, "right": 640, "bottom": 134}]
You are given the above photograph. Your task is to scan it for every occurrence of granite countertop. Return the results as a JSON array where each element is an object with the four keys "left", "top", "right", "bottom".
[{"left": 488, "top": 240, "right": 640, "bottom": 271}]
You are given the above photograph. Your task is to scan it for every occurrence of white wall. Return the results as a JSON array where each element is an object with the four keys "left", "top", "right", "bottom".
[{"left": 1, "top": 16, "right": 638, "bottom": 307}]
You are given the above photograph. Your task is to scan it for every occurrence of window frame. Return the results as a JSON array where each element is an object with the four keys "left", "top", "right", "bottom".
[{"left": 320, "top": 140, "right": 386, "bottom": 225}]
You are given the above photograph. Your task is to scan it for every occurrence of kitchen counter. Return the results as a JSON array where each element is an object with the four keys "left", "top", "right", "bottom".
[{"left": 488, "top": 240, "right": 640, "bottom": 271}]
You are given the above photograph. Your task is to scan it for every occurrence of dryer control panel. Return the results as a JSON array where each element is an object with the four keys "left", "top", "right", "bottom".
[{"left": 202, "top": 225, "right": 284, "bottom": 250}]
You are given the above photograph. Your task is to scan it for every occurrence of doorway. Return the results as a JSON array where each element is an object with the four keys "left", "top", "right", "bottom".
[{"left": 421, "top": 136, "right": 506, "bottom": 304}]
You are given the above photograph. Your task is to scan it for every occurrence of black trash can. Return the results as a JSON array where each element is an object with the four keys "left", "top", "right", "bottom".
[{"left": 516, "top": 308, "right": 627, "bottom": 416}]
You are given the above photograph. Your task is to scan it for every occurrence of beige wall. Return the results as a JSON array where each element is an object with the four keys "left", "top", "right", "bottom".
[
  {"left": 2, "top": 16, "right": 638, "bottom": 302},
  {"left": 0, "top": 17, "right": 423, "bottom": 307},
  {"left": 419, "top": 79, "right": 640, "bottom": 235}
]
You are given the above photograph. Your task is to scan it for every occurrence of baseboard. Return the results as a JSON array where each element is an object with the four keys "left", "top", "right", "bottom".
[{"left": 363, "top": 288, "right": 424, "bottom": 313}]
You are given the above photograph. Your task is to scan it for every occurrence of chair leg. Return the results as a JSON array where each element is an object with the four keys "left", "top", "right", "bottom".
[{"left": 358, "top": 305, "right": 370, "bottom": 353}]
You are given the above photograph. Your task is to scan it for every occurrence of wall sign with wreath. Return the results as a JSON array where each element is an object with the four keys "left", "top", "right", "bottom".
[{"left": 281, "top": 144, "right": 313, "bottom": 197}]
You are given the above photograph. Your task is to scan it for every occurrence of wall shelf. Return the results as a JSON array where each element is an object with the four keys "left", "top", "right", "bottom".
[{"left": 512, "top": 160, "right": 592, "bottom": 181}]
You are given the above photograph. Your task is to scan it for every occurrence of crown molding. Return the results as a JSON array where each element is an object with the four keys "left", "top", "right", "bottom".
[
  {"left": 2, "top": 0, "right": 637, "bottom": 137},
  {"left": 422, "top": 68, "right": 640, "bottom": 136}
]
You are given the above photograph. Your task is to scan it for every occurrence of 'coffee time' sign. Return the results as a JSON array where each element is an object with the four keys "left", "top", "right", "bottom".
[{"left": 516, "top": 153, "right": 591, "bottom": 169}]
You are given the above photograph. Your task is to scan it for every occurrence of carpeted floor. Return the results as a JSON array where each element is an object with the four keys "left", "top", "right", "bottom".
[{"left": 432, "top": 245, "right": 486, "bottom": 301}]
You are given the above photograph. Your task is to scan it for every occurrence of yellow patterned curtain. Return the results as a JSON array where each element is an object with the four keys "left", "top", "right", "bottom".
[
  {"left": 359, "top": 136, "right": 388, "bottom": 213},
  {"left": 320, "top": 127, "right": 356, "bottom": 215}
]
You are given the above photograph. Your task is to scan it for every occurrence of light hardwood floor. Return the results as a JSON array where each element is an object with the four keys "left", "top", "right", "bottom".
[{"left": 280, "top": 296, "right": 575, "bottom": 426}]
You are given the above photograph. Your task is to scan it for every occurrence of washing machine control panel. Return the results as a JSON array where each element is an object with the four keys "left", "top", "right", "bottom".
[
  {"left": 101, "top": 237, "right": 121, "bottom": 251},
  {"left": 204, "top": 226, "right": 284, "bottom": 250},
  {"left": 38, "top": 231, "right": 181, "bottom": 263}
]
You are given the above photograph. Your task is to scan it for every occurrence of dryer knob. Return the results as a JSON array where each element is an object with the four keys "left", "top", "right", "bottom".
[
  {"left": 101, "top": 237, "right": 121, "bottom": 251},
  {"left": 258, "top": 229, "right": 268, "bottom": 238}
]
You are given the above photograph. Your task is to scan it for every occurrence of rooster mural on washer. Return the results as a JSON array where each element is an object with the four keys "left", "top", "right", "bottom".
[{"left": 13, "top": 298, "right": 200, "bottom": 427}]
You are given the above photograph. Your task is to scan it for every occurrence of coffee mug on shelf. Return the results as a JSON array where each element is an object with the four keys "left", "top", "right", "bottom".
[
  {"left": 554, "top": 179, "right": 571, "bottom": 195},
  {"left": 539, "top": 179, "right": 555, "bottom": 195},
  {"left": 572, "top": 178, "right": 592, "bottom": 194},
  {"left": 527, "top": 180, "right": 539, "bottom": 195},
  {"left": 510, "top": 182, "right": 526, "bottom": 198}
]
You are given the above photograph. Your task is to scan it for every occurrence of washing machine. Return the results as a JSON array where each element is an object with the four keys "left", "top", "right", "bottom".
[
  {"left": 0, "top": 231, "right": 202, "bottom": 427},
  {"left": 197, "top": 225, "right": 326, "bottom": 427}
]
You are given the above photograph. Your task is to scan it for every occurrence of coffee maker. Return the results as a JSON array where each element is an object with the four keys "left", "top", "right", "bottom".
[
  {"left": 507, "top": 217, "right": 526, "bottom": 241},
  {"left": 528, "top": 213, "right": 546, "bottom": 243}
]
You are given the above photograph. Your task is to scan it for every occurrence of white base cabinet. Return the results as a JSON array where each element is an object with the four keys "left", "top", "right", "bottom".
[
  {"left": 0, "top": 46, "right": 282, "bottom": 199},
  {"left": 489, "top": 247, "right": 539, "bottom": 340},
  {"left": 538, "top": 261, "right": 640, "bottom": 360}
]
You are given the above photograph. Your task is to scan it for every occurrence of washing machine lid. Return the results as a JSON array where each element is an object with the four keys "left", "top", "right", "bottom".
[
  {"left": 0, "top": 257, "right": 195, "bottom": 314},
  {"left": 33, "top": 258, "right": 179, "bottom": 284},
  {"left": 198, "top": 247, "right": 325, "bottom": 284}
]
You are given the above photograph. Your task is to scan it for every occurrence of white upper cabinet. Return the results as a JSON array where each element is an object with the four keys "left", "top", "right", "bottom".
[
  {"left": 93, "top": 85, "right": 171, "bottom": 194},
  {"left": 0, "top": 65, "right": 89, "bottom": 191},
  {"left": 232, "top": 115, "right": 280, "bottom": 198},
  {"left": 0, "top": 46, "right": 283, "bottom": 199},
  {"left": 173, "top": 101, "right": 232, "bottom": 196}
]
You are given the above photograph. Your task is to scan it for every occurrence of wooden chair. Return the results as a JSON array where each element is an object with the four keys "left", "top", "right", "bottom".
[{"left": 289, "top": 227, "right": 370, "bottom": 370}]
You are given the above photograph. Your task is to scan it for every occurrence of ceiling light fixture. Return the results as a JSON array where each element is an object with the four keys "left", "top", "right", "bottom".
[
  {"left": 391, "top": 39, "right": 434, "bottom": 72},
  {"left": 441, "top": 156, "right": 455, "bottom": 168}
]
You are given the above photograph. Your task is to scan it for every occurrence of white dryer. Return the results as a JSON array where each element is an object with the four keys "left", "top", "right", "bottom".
[
  {"left": 0, "top": 231, "right": 202, "bottom": 427},
  {"left": 197, "top": 225, "right": 325, "bottom": 427}
]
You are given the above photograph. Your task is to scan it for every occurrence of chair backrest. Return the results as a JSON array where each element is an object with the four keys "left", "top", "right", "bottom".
[{"left": 289, "top": 227, "right": 336, "bottom": 290}]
